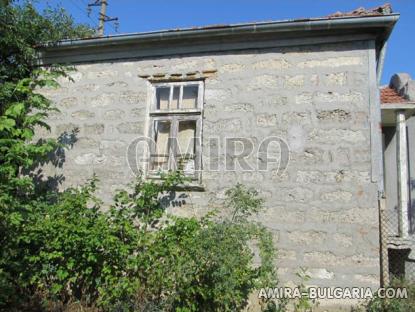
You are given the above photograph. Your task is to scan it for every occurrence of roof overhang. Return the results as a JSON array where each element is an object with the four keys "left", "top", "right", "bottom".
[
  {"left": 37, "top": 14, "right": 399, "bottom": 65},
  {"left": 381, "top": 103, "right": 415, "bottom": 126}
]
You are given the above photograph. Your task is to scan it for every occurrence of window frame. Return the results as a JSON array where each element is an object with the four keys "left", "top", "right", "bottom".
[
  {"left": 147, "top": 81, "right": 204, "bottom": 182},
  {"left": 151, "top": 81, "right": 204, "bottom": 113}
]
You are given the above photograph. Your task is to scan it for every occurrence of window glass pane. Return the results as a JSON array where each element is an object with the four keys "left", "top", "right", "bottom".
[
  {"left": 171, "top": 86, "right": 180, "bottom": 110},
  {"left": 156, "top": 87, "right": 170, "bottom": 110},
  {"left": 182, "top": 85, "right": 198, "bottom": 109},
  {"left": 177, "top": 120, "right": 196, "bottom": 174},
  {"left": 151, "top": 120, "right": 171, "bottom": 171}
]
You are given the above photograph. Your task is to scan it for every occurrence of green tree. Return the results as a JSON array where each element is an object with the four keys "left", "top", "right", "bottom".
[
  {"left": 1, "top": 1, "right": 93, "bottom": 81},
  {"left": 0, "top": 1, "right": 94, "bottom": 308}
]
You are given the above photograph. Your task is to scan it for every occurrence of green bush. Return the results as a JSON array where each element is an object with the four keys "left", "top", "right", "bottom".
[
  {"left": 1, "top": 171, "right": 277, "bottom": 311},
  {"left": 130, "top": 186, "right": 276, "bottom": 311},
  {"left": 353, "top": 279, "right": 415, "bottom": 312}
]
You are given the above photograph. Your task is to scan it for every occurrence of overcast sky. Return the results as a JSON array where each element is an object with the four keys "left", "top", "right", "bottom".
[{"left": 35, "top": 0, "right": 415, "bottom": 85}]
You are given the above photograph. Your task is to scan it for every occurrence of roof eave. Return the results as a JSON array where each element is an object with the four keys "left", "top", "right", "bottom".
[{"left": 41, "top": 14, "right": 400, "bottom": 51}]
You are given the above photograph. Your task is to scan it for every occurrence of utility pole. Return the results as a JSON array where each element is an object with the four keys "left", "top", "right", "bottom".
[
  {"left": 88, "top": 0, "right": 118, "bottom": 36},
  {"left": 98, "top": 0, "right": 107, "bottom": 36}
]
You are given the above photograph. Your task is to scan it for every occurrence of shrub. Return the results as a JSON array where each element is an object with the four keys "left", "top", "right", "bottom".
[
  {"left": 130, "top": 190, "right": 276, "bottom": 311},
  {"left": 1, "top": 170, "right": 278, "bottom": 311},
  {"left": 104, "top": 180, "right": 277, "bottom": 311},
  {"left": 353, "top": 279, "right": 415, "bottom": 312}
]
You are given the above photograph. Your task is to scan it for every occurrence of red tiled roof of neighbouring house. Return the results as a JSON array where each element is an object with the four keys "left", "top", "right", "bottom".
[
  {"left": 328, "top": 4, "right": 392, "bottom": 18},
  {"left": 380, "top": 87, "right": 408, "bottom": 104}
]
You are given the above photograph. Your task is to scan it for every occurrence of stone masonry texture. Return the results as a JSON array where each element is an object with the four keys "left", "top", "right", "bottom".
[{"left": 38, "top": 40, "right": 380, "bottom": 294}]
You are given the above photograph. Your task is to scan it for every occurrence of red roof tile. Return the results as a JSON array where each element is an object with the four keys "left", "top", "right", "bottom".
[
  {"left": 328, "top": 4, "right": 392, "bottom": 18},
  {"left": 380, "top": 87, "right": 407, "bottom": 104}
]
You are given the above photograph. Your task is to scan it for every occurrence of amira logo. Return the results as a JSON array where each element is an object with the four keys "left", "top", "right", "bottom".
[{"left": 126, "top": 135, "right": 290, "bottom": 176}]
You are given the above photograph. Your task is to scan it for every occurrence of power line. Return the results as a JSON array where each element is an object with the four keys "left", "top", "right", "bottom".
[
  {"left": 106, "top": 19, "right": 119, "bottom": 34},
  {"left": 67, "top": 0, "right": 99, "bottom": 30},
  {"left": 68, "top": 0, "right": 119, "bottom": 35},
  {"left": 79, "top": 0, "right": 101, "bottom": 29},
  {"left": 86, "top": 0, "right": 119, "bottom": 35}
]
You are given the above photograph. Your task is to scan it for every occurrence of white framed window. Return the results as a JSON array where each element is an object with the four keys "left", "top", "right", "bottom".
[{"left": 147, "top": 81, "right": 203, "bottom": 181}]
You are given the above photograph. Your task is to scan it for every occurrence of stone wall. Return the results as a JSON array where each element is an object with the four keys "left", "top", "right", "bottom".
[{"left": 38, "top": 40, "right": 380, "bottom": 293}]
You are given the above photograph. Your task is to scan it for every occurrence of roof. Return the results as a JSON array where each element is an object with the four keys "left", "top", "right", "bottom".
[
  {"left": 380, "top": 85, "right": 415, "bottom": 126},
  {"left": 380, "top": 86, "right": 415, "bottom": 124},
  {"left": 43, "top": 4, "right": 395, "bottom": 45},
  {"left": 380, "top": 87, "right": 408, "bottom": 104},
  {"left": 328, "top": 3, "right": 392, "bottom": 18},
  {"left": 37, "top": 5, "right": 399, "bottom": 65}
]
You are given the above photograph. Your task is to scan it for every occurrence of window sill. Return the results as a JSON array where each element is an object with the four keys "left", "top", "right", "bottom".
[
  {"left": 146, "top": 176, "right": 205, "bottom": 192},
  {"left": 173, "top": 182, "right": 205, "bottom": 192}
]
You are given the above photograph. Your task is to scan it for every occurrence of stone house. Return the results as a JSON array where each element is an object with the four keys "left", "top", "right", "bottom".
[{"left": 37, "top": 4, "right": 402, "bottom": 309}]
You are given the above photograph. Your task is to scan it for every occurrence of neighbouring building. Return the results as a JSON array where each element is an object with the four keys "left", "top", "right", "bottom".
[
  {"left": 37, "top": 4, "right": 403, "bottom": 310},
  {"left": 381, "top": 73, "right": 415, "bottom": 282}
]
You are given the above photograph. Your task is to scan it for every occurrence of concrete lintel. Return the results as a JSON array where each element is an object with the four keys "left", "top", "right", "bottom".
[
  {"left": 381, "top": 103, "right": 415, "bottom": 110},
  {"left": 381, "top": 105, "right": 415, "bottom": 126}
]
